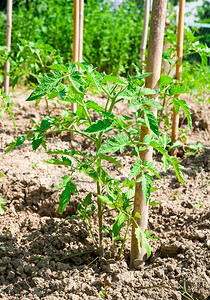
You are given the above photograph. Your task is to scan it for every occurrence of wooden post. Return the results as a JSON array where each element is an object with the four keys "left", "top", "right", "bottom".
[
  {"left": 78, "top": 0, "right": 84, "bottom": 64},
  {"left": 4, "top": 0, "right": 13, "bottom": 96},
  {"left": 171, "top": 0, "right": 185, "bottom": 155},
  {"left": 72, "top": 0, "right": 80, "bottom": 114},
  {"left": 140, "top": 0, "right": 150, "bottom": 72},
  {"left": 130, "top": 0, "right": 167, "bottom": 269}
]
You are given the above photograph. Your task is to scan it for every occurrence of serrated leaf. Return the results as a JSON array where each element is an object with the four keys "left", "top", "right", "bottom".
[
  {"left": 141, "top": 98, "right": 162, "bottom": 109},
  {"left": 32, "top": 133, "right": 44, "bottom": 151},
  {"left": 98, "top": 195, "right": 115, "bottom": 208},
  {"left": 129, "top": 159, "right": 143, "bottom": 178},
  {"left": 135, "top": 226, "right": 152, "bottom": 258},
  {"left": 49, "top": 64, "right": 68, "bottom": 72},
  {"left": 103, "top": 75, "right": 126, "bottom": 85},
  {"left": 100, "top": 155, "right": 122, "bottom": 167},
  {"left": 54, "top": 175, "right": 71, "bottom": 190},
  {"left": 69, "top": 71, "right": 83, "bottom": 94},
  {"left": 86, "top": 101, "right": 115, "bottom": 118},
  {"left": 159, "top": 74, "right": 173, "bottom": 86},
  {"left": 172, "top": 98, "right": 180, "bottom": 113},
  {"left": 179, "top": 99, "right": 192, "bottom": 130},
  {"left": 99, "top": 134, "right": 129, "bottom": 154},
  {"left": 43, "top": 156, "right": 72, "bottom": 166},
  {"left": 84, "top": 119, "right": 111, "bottom": 133},
  {"left": 26, "top": 71, "right": 62, "bottom": 101},
  {"left": 143, "top": 107, "right": 159, "bottom": 137},
  {"left": 16, "top": 136, "right": 25, "bottom": 146},
  {"left": 138, "top": 88, "right": 156, "bottom": 96},
  {"left": 169, "top": 84, "right": 187, "bottom": 96},
  {"left": 112, "top": 212, "right": 127, "bottom": 238},
  {"left": 59, "top": 180, "right": 78, "bottom": 214},
  {"left": 162, "top": 155, "right": 170, "bottom": 172},
  {"left": 40, "top": 118, "right": 53, "bottom": 131},
  {"left": 170, "top": 157, "right": 185, "bottom": 184}
]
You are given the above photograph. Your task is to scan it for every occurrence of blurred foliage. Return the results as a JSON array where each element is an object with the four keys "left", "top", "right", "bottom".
[{"left": 0, "top": 0, "right": 144, "bottom": 76}]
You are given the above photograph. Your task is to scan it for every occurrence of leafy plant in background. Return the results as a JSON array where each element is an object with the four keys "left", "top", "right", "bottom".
[
  {"left": 6, "top": 63, "right": 190, "bottom": 259},
  {"left": 0, "top": 0, "right": 144, "bottom": 77},
  {"left": 0, "top": 89, "right": 16, "bottom": 126}
]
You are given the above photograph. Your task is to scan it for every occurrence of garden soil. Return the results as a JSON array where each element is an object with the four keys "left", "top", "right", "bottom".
[{"left": 0, "top": 88, "right": 209, "bottom": 300}]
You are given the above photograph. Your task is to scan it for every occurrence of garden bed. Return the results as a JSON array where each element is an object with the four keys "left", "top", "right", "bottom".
[{"left": 0, "top": 88, "right": 209, "bottom": 300}]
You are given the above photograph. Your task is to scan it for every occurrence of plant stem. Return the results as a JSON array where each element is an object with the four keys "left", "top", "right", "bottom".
[{"left": 117, "top": 220, "right": 131, "bottom": 260}]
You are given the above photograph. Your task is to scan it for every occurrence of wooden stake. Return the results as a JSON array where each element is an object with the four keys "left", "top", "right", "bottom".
[
  {"left": 130, "top": 0, "right": 167, "bottom": 269},
  {"left": 78, "top": 0, "right": 84, "bottom": 64},
  {"left": 171, "top": 0, "right": 185, "bottom": 155},
  {"left": 140, "top": 0, "right": 150, "bottom": 72},
  {"left": 72, "top": 0, "right": 80, "bottom": 114},
  {"left": 4, "top": 0, "right": 13, "bottom": 96}
]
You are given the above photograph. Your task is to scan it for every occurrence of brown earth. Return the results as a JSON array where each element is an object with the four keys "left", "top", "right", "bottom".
[{"left": 0, "top": 88, "right": 209, "bottom": 300}]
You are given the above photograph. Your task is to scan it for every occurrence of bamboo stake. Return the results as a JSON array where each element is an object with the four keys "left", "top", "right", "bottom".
[
  {"left": 4, "top": 0, "right": 13, "bottom": 96},
  {"left": 72, "top": 0, "right": 80, "bottom": 114},
  {"left": 78, "top": 0, "right": 84, "bottom": 64},
  {"left": 130, "top": 0, "right": 167, "bottom": 269},
  {"left": 171, "top": 0, "right": 185, "bottom": 156},
  {"left": 140, "top": 0, "right": 150, "bottom": 72}
]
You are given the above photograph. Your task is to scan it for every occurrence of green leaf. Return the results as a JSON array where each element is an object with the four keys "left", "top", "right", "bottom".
[
  {"left": 135, "top": 226, "right": 152, "bottom": 258},
  {"left": 98, "top": 195, "right": 115, "bottom": 208},
  {"left": 26, "top": 71, "right": 62, "bottom": 101},
  {"left": 170, "top": 157, "right": 185, "bottom": 184},
  {"left": 84, "top": 119, "right": 111, "bottom": 133},
  {"left": 59, "top": 180, "right": 78, "bottom": 214},
  {"left": 69, "top": 71, "right": 84, "bottom": 94},
  {"left": 112, "top": 212, "right": 127, "bottom": 238},
  {"left": 141, "top": 98, "right": 162, "bottom": 109},
  {"left": 84, "top": 192, "right": 92, "bottom": 206},
  {"left": 136, "top": 173, "right": 151, "bottom": 204},
  {"left": 103, "top": 75, "right": 126, "bottom": 84},
  {"left": 54, "top": 175, "right": 71, "bottom": 190},
  {"left": 86, "top": 101, "right": 115, "bottom": 118},
  {"left": 40, "top": 117, "right": 53, "bottom": 131},
  {"left": 144, "top": 161, "right": 161, "bottom": 180},
  {"left": 169, "top": 84, "right": 187, "bottom": 96},
  {"left": 179, "top": 99, "right": 192, "bottom": 130},
  {"left": 129, "top": 158, "right": 143, "bottom": 178},
  {"left": 0, "top": 173, "right": 5, "bottom": 178},
  {"left": 16, "top": 136, "right": 25, "bottom": 146},
  {"left": 100, "top": 155, "right": 122, "bottom": 168},
  {"left": 32, "top": 133, "right": 44, "bottom": 151},
  {"left": 162, "top": 155, "right": 170, "bottom": 172},
  {"left": 138, "top": 88, "right": 156, "bottom": 96},
  {"left": 159, "top": 74, "right": 173, "bottom": 86},
  {"left": 43, "top": 156, "right": 72, "bottom": 166},
  {"left": 49, "top": 64, "right": 68, "bottom": 72},
  {"left": 149, "top": 200, "right": 161, "bottom": 206},
  {"left": 0, "top": 197, "right": 7, "bottom": 215},
  {"left": 99, "top": 134, "right": 129, "bottom": 154},
  {"left": 134, "top": 212, "right": 142, "bottom": 219},
  {"left": 143, "top": 107, "right": 159, "bottom": 137}
]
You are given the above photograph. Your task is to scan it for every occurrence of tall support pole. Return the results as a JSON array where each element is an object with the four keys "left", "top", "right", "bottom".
[
  {"left": 72, "top": 0, "right": 80, "bottom": 114},
  {"left": 140, "top": 0, "right": 150, "bottom": 72},
  {"left": 78, "top": 0, "right": 84, "bottom": 64},
  {"left": 4, "top": 0, "right": 13, "bottom": 95},
  {"left": 130, "top": 0, "right": 167, "bottom": 269},
  {"left": 171, "top": 0, "right": 185, "bottom": 155}
]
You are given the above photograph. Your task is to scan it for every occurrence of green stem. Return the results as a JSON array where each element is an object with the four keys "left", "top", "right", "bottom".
[
  {"left": 87, "top": 219, "right": 98, "bottom": 249},
  {"left": 96, "top": 131, "right": 104, "bottom": 256},
  {"left": 117, "top": 220, "right": 131, "bottom": 260}
]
